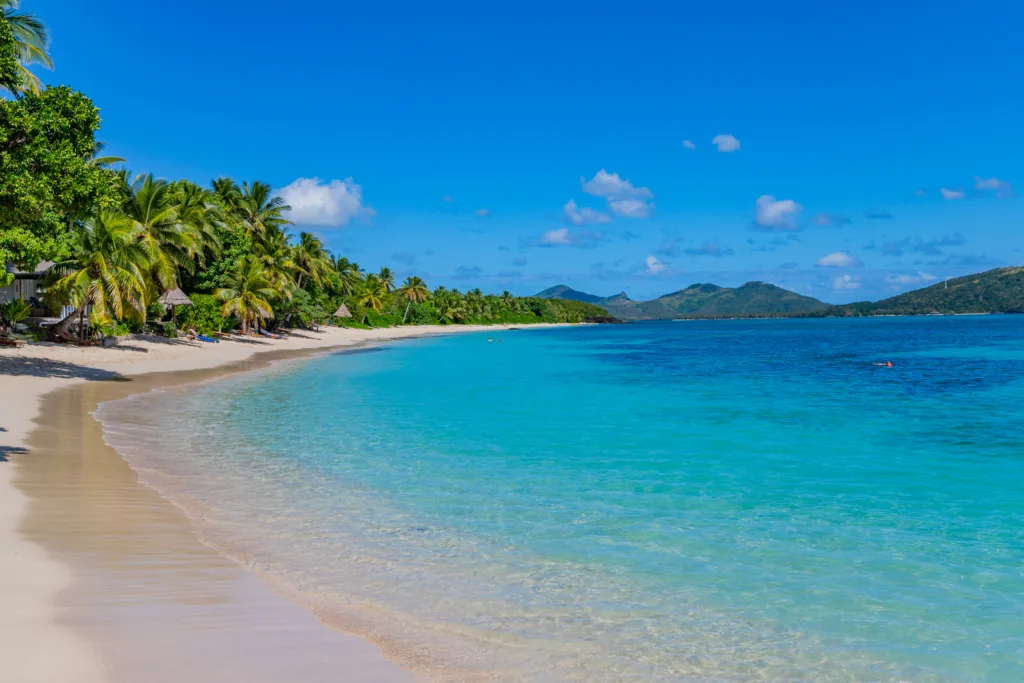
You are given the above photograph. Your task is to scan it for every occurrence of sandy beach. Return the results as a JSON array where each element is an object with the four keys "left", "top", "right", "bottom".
[{"left": 0, "top": 324, "right": 562, "bottom": 683}]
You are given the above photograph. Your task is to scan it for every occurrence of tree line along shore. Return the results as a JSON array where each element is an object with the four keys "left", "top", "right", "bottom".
[{"left": 0, "top": 4, "right": 612, "bottom": 344}]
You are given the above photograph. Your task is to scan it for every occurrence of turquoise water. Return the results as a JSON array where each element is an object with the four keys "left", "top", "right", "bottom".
[{"left": 99, "top": 318, "right": 1024, "bottom": 681}]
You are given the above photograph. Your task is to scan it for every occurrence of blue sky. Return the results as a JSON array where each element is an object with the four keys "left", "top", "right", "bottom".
[{"left": 43, "top": 0, "right": 1023, "bottom": 302}]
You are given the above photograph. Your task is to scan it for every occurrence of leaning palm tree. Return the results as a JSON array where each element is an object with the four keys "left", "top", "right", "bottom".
[
  {"left": 45, "top": 211, "right": 150, "bottom": 341},
  {"left": 215, "top": 257, "right": 276, "bottom": 335},
  {"left": 234, "top": 181, "right": 291, "bottom": 237},
  {"left": 397, "top": 275, "right": 429, "bottom": 324},
  {"left": 0, "top": 1, "right": 52, "bottom": 95}
]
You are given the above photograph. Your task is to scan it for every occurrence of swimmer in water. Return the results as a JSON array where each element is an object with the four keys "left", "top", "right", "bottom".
[{"left": 487, "top": 337, "right": 492, "bottom": 342}]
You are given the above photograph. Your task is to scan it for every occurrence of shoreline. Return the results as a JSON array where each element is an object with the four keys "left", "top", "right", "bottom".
[{"left": 0, "top": 323, "right": 572, "bottom": 683}]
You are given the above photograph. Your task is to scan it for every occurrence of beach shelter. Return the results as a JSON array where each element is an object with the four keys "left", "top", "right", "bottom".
[
  {"left": 159, "top": 287, "right": 193, "bottom": 326},
  {"left": 333, "top": 304, "right": 352, "bottom": 319}
]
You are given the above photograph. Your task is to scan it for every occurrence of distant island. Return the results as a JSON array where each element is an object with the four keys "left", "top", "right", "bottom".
[
  {"left": 537, "top": 282, "right": 828, "bottom": 320},
  {"left": 537, "top": 266, "right": 1024, "bottom": 320}
]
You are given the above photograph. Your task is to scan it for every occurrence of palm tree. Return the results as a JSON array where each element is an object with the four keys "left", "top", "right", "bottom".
[
  {"left": 88, "top": 141, "right": 125, "bottom": 168},
  {"left": 331, "top": 256, "right": 363, "bottom": 296},
  {"left": 397, "top": 275, "right": 429, "bottom": 323},
  {"left": 0, "top": 1, "right": 52, "bottom": 95},
  {"left": 433, "top": 290, "right": 466, "bottom": 324},
  {"left": 215, "top": 257, "right": 276, "bottom": 335},
  {"left": 378, "top": 266, "right": 396, "bottom": 293},
  {"left": 211, "top": 177, "right": 242, "bottom": 215},
  {"left": 293, "top": 232, "right": 331, "bottom": 289},
  {"left": 358, "top": 274, "right": 387, "bottom": 323},
  {"left": 170, "top": 180, "right": 224, "bottom": 268},
  {"left": 234, "top": 181, "right": 290, "bottom": 236},
  {"left": 45, "top": 211, "right": 150, "bottom": 341},
  {"left": 252, "top": 227, "right": 297, "bottom": 295},
  {"left": 122, "top": 174, "right": 199, "bottom": 293},
  {"left": 501, "top": 290, "right": 514, "bottom": 308}
]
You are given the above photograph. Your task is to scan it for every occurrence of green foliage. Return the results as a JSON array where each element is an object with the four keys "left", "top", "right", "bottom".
[
  {"left": 829, "top": 267, "right": 1024, "bottom": 317},
  {"left": 0, "top": 11, "right": 21, "bottom": 92},
  {"left": 162, "top": 321, "right": 178, "bottom": 338},
  {"left": 0, "top": 297, "right": 31, "bottom": 333},
  {"left": 174, "top": 293, "right": 229, "bottom": 335},
  {"left": 0, "top": 87, "right": 124, "bottom": 286}
]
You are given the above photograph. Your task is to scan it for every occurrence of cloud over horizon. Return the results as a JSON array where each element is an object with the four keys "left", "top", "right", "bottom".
[{"left": 712, "top": 134, "right": 741, "bottom": 152}]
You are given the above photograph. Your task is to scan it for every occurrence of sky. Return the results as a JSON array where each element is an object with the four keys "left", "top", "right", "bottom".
[{"left": 41, "top": 0, "right": 1024, "bottom": 303}]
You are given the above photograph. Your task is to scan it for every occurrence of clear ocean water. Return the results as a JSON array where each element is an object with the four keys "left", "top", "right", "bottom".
[{"left": 98, "top": 318, "right": 1024, "bottom": 682}]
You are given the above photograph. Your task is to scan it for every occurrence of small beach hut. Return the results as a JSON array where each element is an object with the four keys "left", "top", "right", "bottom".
[
  {"left": 159, "top": 287, "right": 193, "bottom": 326},
  {"left": 333, "top": 304, "right": 352, "bottom": 319}
]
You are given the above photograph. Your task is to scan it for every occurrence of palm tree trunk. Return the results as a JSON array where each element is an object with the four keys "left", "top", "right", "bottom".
[
  {"left": 49, "top": 306, "right": 80, "bottom": 341},
  {"left": 402, "top": 301, "right": 411, "bottom": 324}
]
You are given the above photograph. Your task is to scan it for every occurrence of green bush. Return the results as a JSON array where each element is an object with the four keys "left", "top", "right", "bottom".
[
  {"left": 162, "top": 321, "right": 178, "bottom": 338},
  {"left": 174, "top": 294, "right": 229, "bottom": 335}
]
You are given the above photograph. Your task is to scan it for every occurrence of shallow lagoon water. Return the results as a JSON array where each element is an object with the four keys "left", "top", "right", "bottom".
[{"left": 98, "top": 317, "right": 1024, "bottom": 681}]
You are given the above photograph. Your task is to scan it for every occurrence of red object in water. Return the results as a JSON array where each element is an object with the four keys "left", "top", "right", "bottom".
[{"left": 886, "top": 361, "right": 893, "bottom": 367}]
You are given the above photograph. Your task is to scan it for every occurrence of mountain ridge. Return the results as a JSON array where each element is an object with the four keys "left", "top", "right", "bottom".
[
  {"left": 536, "top": 280, "right": 829, "bottom": 320},
  {"left": 536, "top": 266, "right": 1024, "bottom": 320}
]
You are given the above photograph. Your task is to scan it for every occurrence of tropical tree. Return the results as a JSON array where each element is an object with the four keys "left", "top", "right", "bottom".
[
  {"left": 122, "top": 174, "right": 200, "bottom": 293},
  {"left": 358, "top": 273, "right": 388, "bottom": 323},
  {"left": 170, "top": 180, "right": 224, "bottom": 268},
  {"left": 45, "top": 211, "right": 150, "bottom": 341},
  {"left": 293, "top": 232, "right": 331, "bottom": 289},
  {"left": 0, "top": 0, "right": 52, "bottom": 95},
  {"left": 252, "top": 227, "right": 297, "bottom": 295},
  {"left": 215, "top": 257, "right": 276, "bottom": 334},
  {"left": 331, "top": 255, "right": 363, "bottom": 296},
  {"left": 397, "top": 275, "right": 429, "bottom": 323},
  {"left": 234, "top": 181, "right": 290, "bottom": 236},
  {"left": 433, "top": 290, "right": 466, "bottom": 324},
  {"left": 378, "top": 266, "right": 395, "bottom": 293}
]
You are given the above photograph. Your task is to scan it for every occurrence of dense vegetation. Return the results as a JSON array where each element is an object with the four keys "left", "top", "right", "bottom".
[
  {"left": 538, "top": 282, "right": 829, "bottom": 320},
  {"left": 828, "top": 267, "right": 1024, "bottom": 317},
  {"left": 0, "top": 3, "right": 610, "bottom": 340}
]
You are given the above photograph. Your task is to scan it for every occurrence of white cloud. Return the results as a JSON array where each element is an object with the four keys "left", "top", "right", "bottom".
[
  {"left": 940, "top": 187, "right": 965, "bottom": 200},
  {"left": 816, "top": 251, "right": 863, "bottom": 268},
  {"left": 475, "top": 208, "right": 490, "bottom": 217},
  {"left": 562, "top": 199, "right": 610, "bottom": 226},
  {"left": 833, "top": 274, "right": 861, "bottom": 290},
  {"left": 608, "top": 198, "right": 655, "bottom": 218},
  {"left": 279, "top": 177, "right": 374, "bottom": 226},
  {"left": 645, "top": 255, "right": 667, "bottom": 274},
  {"left": 538, "top": 227, "right": 604, "bottom": 248},
  {"left": 754, "top": 195, "right": 802, "bottom": 230},
  {"left": 541, "top": 227, "right": 570, "bottom": 245},
  {"left": 581, "top": 169, "right": 654, "bottom": 200},
  {"left": 886, "top": 271, "right": 937, "bottom": 285},
  {"left": 442, "top": 194, "right": 455, "bottom": 203},
  {"left": 711, "top": 134, "right": 741, "bottom": 153},
  {"left": 682, "top": 139, "right": 696, "bottom": 150},
  {"left": 974, "top": 176, "right": 1012, "bottom": 197}
]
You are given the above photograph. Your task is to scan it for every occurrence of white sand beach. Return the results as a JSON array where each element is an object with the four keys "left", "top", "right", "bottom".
[{"left": 0, "top": 324, "right": 565, "bottom": 683}]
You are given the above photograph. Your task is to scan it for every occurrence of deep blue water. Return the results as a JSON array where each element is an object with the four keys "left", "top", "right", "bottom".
[{"left": 99, "top": 318, "right": 1024, "bottom": 681}]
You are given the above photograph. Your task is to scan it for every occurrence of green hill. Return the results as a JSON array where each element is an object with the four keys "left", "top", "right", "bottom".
[
  {"left": 834, "top": 267, "right": 1024, "bottom": 316},
  {"left": 534, "top": 282, "right": 829, "bottom": 320},
  {"left": 535, "top": 285, "right": 606, "bottom": 304},
  {"left": 656, "top": 282, "right": 829, "bottom": 317}
]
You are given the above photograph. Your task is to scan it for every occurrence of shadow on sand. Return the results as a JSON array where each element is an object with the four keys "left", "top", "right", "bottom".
[{"left": 0, "top": 356, "right": 128, "bottom": 382}]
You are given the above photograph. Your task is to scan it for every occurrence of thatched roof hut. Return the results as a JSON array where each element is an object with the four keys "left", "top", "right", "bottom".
[
  {"left": 159, "top": 287, "right": 193, "bottom": 308},
  {"left": 333, "top": 304, "right": 352, "bottom": 318}
]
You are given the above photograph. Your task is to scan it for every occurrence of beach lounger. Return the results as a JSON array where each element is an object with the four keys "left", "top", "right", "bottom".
[{"left": 197, "top": 334, "right": 219, "bottom": 343}]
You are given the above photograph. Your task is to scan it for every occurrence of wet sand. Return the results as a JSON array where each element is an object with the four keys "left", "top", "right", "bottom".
[
  {"left": 0, "top": 325, "right": 572, "bottom": 682},
  {"left": 16, "top": 352, "right": 415, "bottom": 682}
]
